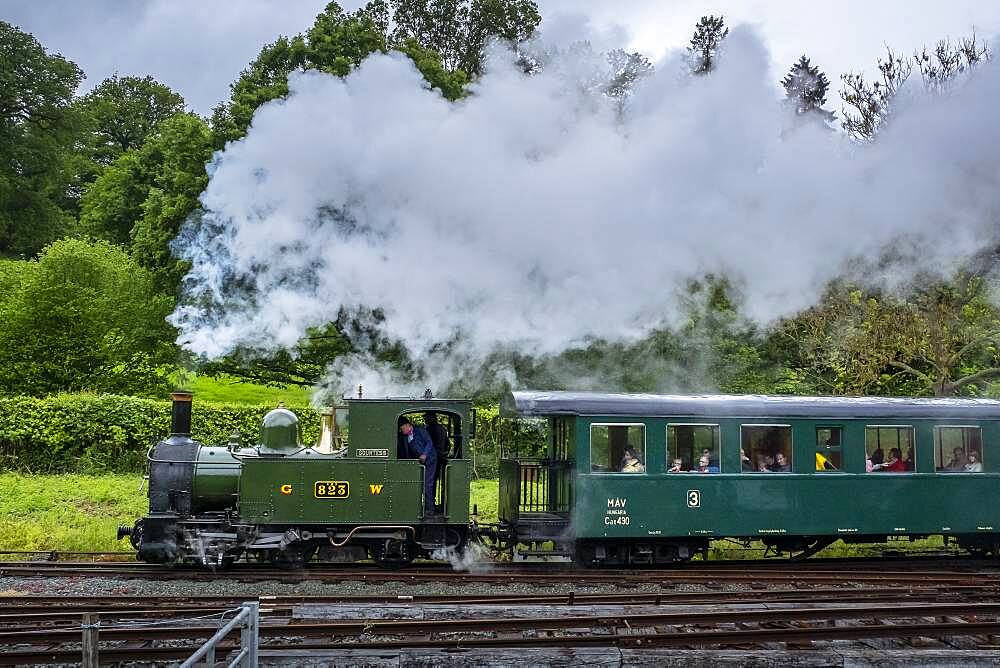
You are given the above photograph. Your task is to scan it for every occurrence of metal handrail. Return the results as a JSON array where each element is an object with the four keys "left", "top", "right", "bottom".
[{"left": 179, "top": 601, "right": 259, "bottom": 668}]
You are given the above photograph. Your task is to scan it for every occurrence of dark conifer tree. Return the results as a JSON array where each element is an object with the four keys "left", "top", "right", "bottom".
[
  {"left": 782, "top": 55, "right": 836, "bottom": 125},
  {"left": 687, "top": 15, "right": 728, "bottom": 74}
]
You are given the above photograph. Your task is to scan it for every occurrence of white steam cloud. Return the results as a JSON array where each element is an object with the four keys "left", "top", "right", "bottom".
[{"left": 171, "top": 26, "right": 1000, "bottom": 395}]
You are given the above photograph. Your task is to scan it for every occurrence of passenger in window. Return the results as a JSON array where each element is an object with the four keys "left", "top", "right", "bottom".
[
  {"left": 872, "top": 447, "right": 906, "bottom": 472},
  {"left": 964, "top": 450, "right": 983, "bottom": 472},
  {"left": 668, "top": 458, "right": 685, "bottom": 473},
  {"left": 740, "top": 448, "right": 753, "bottom": 472},
  {"left": 620, "top": 447, "right": 645, "bottom": 473},
  {"left": 695, "top": 454, "right": 719, "bottom": 474},
  {"left": 770, "top": 452, "right": 791, "bottom": 472},
  {"left": 903, "top": 448, "right": 915, "bottom": 471},
  {"left": 944, "top": 447, "right": 968, "bottom": 471},
  {"left": 701, "top": 448, "right": 719, "bottom": 469},
  {"left": 756, "top": 454, "right": 770, "bottom": 472},
  {"left": 870, "top": 447, "right": 885, "bottom": 466}
]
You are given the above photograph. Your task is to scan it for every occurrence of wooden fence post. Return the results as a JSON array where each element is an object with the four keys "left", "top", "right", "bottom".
[{"left": 81, "top": 613, "right": 99, "bottom": 668}]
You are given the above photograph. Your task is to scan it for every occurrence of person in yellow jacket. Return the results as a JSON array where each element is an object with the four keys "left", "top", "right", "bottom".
[{"left": 816, "top": 451, "right": 838, "bottom": 471}]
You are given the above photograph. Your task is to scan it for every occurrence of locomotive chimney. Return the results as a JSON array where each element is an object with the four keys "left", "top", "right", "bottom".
[{"left": 170, "top": 391, "right": 193, "bottom": 437}]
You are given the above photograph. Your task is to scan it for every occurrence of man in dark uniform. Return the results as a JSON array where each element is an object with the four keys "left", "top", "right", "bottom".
[
  {"left": 400, "top": 419, "right": 438, "bottom": 516},
  {"left": 424, "top": 412, "right": 449, "bottom": 513}
]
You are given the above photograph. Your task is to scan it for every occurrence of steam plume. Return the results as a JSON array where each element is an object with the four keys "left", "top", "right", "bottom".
[{"left": 170, "top": 27, "right": 1000, "bottom": 394}]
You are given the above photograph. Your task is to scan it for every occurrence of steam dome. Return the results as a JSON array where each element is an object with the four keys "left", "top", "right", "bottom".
[{"left": 260, "top": 407, "right": 299, "bottom": 454}]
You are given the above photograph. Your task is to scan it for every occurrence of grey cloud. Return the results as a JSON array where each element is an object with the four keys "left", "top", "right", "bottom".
[{"left": 3, "top": 0, "right": 328, "bottom": 113}]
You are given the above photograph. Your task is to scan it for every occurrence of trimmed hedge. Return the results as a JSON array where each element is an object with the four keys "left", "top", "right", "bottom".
[
  {"left": 0, "top": 393, "right": 522, "bottom": 477},
  {"left": 0, "top": 394, "right": 320, "bottom": 473}
]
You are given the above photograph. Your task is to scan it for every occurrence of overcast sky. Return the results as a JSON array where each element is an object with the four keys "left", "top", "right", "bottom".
[{"left": 5, "top": 1, "right": 1000, "bottom": 115}]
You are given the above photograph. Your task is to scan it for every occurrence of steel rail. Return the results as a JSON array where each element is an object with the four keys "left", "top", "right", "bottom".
[
  {"left": 3, "top": 619, "right": 1000, "bottom": 664},
  {"left": 4, "top": 561, "right": 1000, "bottom": 585},
  {"left": 4, "top": 587, "right": 991, "bottom": 623},
  {"left": 3, "top": 583, "right": 997, "bottom": 608},
  {"left": 2, "top": 600, "right": 1000, "bottom": 645}
]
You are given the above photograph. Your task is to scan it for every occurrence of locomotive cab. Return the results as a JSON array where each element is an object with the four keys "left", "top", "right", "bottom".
[{"left": 234, "top": 395, "right": 474, "bottom": 566}]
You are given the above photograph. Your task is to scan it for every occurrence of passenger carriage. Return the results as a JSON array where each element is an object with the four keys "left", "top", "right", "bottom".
[{"left": 497, "top": 391, "right": 1000, "bottom": 565}]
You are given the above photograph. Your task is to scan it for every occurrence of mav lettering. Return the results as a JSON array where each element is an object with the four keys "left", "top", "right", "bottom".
[{"left": 607, "top": 498, "right": 627, "bottom": 508}]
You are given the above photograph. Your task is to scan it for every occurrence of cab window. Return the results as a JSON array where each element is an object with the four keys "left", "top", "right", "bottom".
[
  {"left": 590, "top": 424, "right": 645, "bottom": 473},
  {"left": 935, "top": 426, "right": 983, "bottom": 473},
  {"left": 816, "top": 427, "right": 842, "bottom": 472}
]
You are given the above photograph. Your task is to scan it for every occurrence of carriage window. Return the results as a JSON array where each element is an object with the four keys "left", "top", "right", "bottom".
[
  {"left": 590, "top": 424, "right": 646, "bottom": 473},
  {"left": 865, "top": 426, "right": 914, "bottom": 473},
  {"left": 935, "top": 426, "right": 983, "bottom": 473},
  {"left": 667, "top": 424, "right": 720, "bottom": 473},
  {"left": 816, "top": 427, "right": 842, "bottom": 472},
  {"left": 741, "top": 425, "right": 792, "bottom": 473}
]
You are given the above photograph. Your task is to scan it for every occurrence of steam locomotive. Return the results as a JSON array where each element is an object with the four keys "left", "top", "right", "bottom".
[{"left": 119, "top": 390, "right": 1000, "bottom": 567}]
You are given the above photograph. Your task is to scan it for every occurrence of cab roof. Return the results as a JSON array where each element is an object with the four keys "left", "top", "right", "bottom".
[{"left": 501, "top": 391, "right": 1000, "bottom": 420}]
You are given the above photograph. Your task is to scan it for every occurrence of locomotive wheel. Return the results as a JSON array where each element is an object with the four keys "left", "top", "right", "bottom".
[{"left": 270, "top": 544, "right": 318, "bottom": 570}]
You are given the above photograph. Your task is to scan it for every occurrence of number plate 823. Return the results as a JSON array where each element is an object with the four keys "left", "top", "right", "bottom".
[{"left": 314, "top": 481, "right": 350, "bottom": 498}]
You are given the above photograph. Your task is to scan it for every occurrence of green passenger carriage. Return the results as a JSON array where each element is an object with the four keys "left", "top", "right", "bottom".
[{"left": 497, "top": 391, "right": 1000, "bottom": 565}]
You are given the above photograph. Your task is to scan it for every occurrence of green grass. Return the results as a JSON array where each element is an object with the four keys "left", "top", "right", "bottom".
[
  {"left": 0, "top": 474, "right": 499, "bottom": 555},
  {"left": 0, "top": 474, "right": 953, "bottom": 560},
  {"left": 707, "top": 534, "right": 951, "bottom": 559},
  {"left": 0, "top": 474, "right": 146, "bottom": 555},
  {"left": 470, "top": 478, "right": 498, "bottom": 523},
  {"left": 187, "top": 374, "right": 312, "bottom": 406}
]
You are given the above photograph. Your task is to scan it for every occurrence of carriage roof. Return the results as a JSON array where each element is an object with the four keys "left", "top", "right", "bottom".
[{"left": 501, "top": 391, "right": 1000, "bottom": 420}]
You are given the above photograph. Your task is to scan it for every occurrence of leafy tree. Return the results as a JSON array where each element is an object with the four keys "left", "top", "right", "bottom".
[
  {"left": 390, "top": 0, "right": 540, "bottom": 76},
  {"left": 781, "top": 55, "right": 835, "bottom": 126},
  {"left": 841, "top": 32, "right": 989, "bottom": 142},
  {"left": 450, "top": 275, "right": 781, "bottom": 400},
  {"left": 209, "top": 35, "right": 309, "bottom": 147},
  {"left": 687, "top": 15, "right": 728, "bottom": 75},
  {"left": 0, "top": 22, "right": 84, "bottom": 257},
  {"left": 212, "top": 0, "right": 529, "bottom": 145},
  {"left": 603, "top": 48, "right": 653, "bottom": 102},
  {"left": 197, "top": 309, "right": 412, "bottom": 388},
  {"left": 129, "top": 114, "right": 214, "bottom": 290},
  {"left": 915, "top": 34, "right": 990, "bottom": 93},
  {"left": 76, "top": 74, "right": 186, "bottom": 165},
  {"left": 77, "top": 151, "right": 145, "bottom": 245},
  {"left": 839, "top": 47, "right": 911, "bottom": 142},
  {"left": 771, "top": 274, "right": 1000, "bottom": 397},
  {"left": 0, "top": 238, "right": 176, "bottom": 396},
  {"left": 79, "top": 113, "right": 213, "bottom": 288}
]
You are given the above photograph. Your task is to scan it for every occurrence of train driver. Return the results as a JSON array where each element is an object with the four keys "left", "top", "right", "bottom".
[{"left": 400, "top": 419, "right": 439, "bottom": 516}]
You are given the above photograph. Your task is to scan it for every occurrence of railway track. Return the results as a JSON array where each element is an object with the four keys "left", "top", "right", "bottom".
[
  {"left": 4, "top": 596, "right": 1000, "bottom": 665},
  {"left": 3, "top": 558, "right": 1000, "bottom": 587},
  {"left": 2, "top": 583, "right": 998, "bottom": 622}
]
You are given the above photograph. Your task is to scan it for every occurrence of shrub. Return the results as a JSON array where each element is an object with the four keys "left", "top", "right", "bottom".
[{"left": 0, "top": 394, "right": 320, "bottom": 473}]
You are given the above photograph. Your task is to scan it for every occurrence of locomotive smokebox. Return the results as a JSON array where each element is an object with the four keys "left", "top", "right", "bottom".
[{"left": 170, "top": 391, "right": 193, "bottom": 437}]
